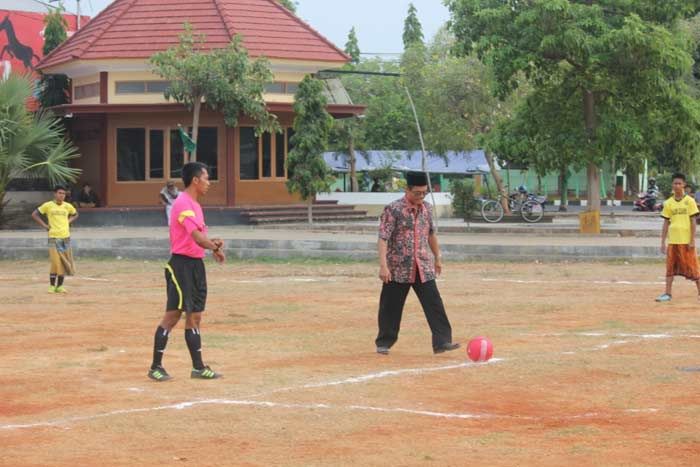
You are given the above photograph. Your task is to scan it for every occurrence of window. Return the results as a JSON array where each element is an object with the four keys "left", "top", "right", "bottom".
[
  {"left": 146, "top": 81, "right": 170, "bottom": 93},
  {"left": 264, "top": 82, "right": 284, "bottom": 93},
  {"left": 263, "top": 82, "right": 300, "bottom": 94},
  {"left": 239, "top": 127, "right": 292, "bottom": 180},
  {"left": 149, "top": 130, "right": 164, "bottom": 179},
  {"left": 117, "top": 129, "right": 146, "bottom": 181},
  {"left": 262, "top": 132, "right": 272, "bottom": 178},
  {"left": 240, "top": 127, "right": 258, "bottom": 180},
  {"left": 170, "top": 130, "right": 184, "bottom": 179},
  {"left": 115, "top": 81, "right": 145, "bottom": 94},
  {"left": 196, "top": 127, "right": 218, "bottom": 180},
  {"left": 275, "top": 131, "right": 286, "bottom": 178},
  {"left": 74, "top": 82, "right": 99, "bottom": 100},
  {"left": 115, "top": 81, "right": 170, "bottom": 94}
]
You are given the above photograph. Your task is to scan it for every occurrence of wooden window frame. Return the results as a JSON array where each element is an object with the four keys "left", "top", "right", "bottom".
[
  {"left": 263, "top": 82, "right": 300, "bottom": 95},
  {"left": 239, "top": 128, "right": 289, "bottom": 182},
  {"left": 115, "top": 125, "right": 223, "bottom": 184},
  {"left": 115, "top": 80, "right": 171, "bottom": 95},
  {"left": 74, "top": 82, "right": 99, "bottom": 100}
]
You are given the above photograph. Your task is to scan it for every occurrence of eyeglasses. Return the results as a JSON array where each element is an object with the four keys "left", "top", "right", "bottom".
[{"left": 410, "top": 190, "right": 429, "bottom": 197}]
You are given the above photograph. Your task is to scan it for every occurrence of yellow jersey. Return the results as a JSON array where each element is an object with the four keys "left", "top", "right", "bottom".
[
  {"left": 661, "top": 195, "right": 699, "bottom": 245},
  {"left": 38, "top": 201, "right": 77, "bottom": 239}
]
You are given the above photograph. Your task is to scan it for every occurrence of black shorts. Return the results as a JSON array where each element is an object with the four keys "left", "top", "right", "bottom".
[{"left": 165, "top": 254, "right": 207, "bottom": 313}]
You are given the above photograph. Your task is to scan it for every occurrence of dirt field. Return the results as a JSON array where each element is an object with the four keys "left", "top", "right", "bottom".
[{"left": 1, "top": 257, "right": 699, "bottom": 466}]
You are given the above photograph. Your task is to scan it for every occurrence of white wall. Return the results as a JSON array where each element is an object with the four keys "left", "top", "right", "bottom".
[{"left": 317, "top": 192, "right": 455, "bottom": 218}]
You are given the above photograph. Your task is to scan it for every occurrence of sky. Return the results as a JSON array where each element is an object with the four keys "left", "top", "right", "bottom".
[{"left": 58, "top": 0, "right": 450, "bottom": 56}]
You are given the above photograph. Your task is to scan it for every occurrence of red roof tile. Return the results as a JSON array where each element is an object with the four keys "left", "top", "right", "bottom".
[{"left": 38, "top": 0, "right": 349, "bottom": 69}]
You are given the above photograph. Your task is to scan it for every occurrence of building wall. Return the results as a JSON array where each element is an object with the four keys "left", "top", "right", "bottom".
[
  {"left": 72, "top": 74, "right": 100, "bottom": 105},
  {"left": 107, "top": 112, "right": 227, "bottom": 206},
  {"left": 77, "top": 112, "right": 301, "bottom": 207},
  {"left": 105, "top": 68, "right": 306, "bottom": 105}
]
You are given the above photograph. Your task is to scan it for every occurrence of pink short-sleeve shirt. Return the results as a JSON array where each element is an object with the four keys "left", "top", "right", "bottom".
[{"left": 169, "top": 191, "right": 207, "bottom": 259}]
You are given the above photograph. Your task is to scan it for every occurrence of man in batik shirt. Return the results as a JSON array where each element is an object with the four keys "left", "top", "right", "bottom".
[{"left": 375, "top": 171, "right": 460, "bottom": 355}]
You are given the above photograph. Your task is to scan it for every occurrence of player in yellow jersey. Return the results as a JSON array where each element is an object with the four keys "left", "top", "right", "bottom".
[
  {"left": 658, "top": 173, "right": 700, "bottom": 302},
  {"left": 31, "top": 186, "right": 79, "bottom": 294}
]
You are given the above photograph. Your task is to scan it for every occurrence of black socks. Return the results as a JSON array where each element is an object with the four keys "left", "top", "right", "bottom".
[
  {"left": 185, "top": 328, "right": 204, "bottom": 370},
  {"left": 151, "top": 326, "right": 169, "bottom": 369}
]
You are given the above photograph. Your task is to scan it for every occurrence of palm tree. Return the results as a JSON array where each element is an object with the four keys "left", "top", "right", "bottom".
[{"left": 0, "top": 75, "right": 80, "bottom": 224}]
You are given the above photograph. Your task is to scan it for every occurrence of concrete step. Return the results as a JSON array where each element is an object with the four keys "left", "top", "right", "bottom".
[
  {"left": 241, "top": 208, "right": 366, "bottom": 218},
  {"left": 249, "top": 214, "right": 375, "bottom": 225}
]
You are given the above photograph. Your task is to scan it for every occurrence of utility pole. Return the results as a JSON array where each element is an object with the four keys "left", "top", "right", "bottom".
[{"left": 319, "top": 68, "right": 440, "bottom": 230}]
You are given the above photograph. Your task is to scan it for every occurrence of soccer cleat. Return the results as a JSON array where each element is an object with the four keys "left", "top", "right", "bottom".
[
  {"left": 148, "top": 366, "right": 172, "bottom": 382},
  {"left": 54, "top": 286, "right": 67, "bottom": 294},
  {"left": 655, "top": 293, "right": 672, "bottom": 302},
  {"left": 48, "top": 286, "right": 57, "bottom": 294},
  {"left": 191, "top": 366, "right": 221, "bottom": 380},
  {"left": 376, "top": 346, "right": 390, "bottom": 355}
]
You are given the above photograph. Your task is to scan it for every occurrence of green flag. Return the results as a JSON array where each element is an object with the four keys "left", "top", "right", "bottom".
[{"left": 178, "top": 127, "right": 197, "bottom": 153}]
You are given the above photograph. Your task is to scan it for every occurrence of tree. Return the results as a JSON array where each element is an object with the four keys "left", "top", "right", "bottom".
[
  {"left": 402, "top": 27, "right": 523, "bottom": 212},
  {"left": 278, "top": 0, "right": 297, "bottom": 12},
  {"left": 341, "top": 58, "right": 420, "bottom": 150},
  {"left": 330, "top": 117, "right": 365, "bottom": 192},
  {"left": 0, "top": 75, "right": 80, "bottom": 224},
  {"left": 446, "top": 0, "right": 700, "bottom": 218},
  {"left": 151, "top": 24, "right": 278, "bottom": 162},
  {"left": 403, "top": 3, "right": 424, "bottom": 49},
  {"left": 286, "top": 76, "right": 334, "bottom": 224},
  {"left": 39, "top": 7, "right": 70, "bottom": 108},
  {"left": 345, "top": 27, "right": 361, "bottom": 65}
]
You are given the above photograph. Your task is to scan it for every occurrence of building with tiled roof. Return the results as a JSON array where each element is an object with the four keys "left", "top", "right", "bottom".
[{"left": 37, "top": 0, "right": 362, "bottom": 207}]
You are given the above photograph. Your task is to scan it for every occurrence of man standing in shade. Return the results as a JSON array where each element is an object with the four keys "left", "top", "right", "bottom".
[
  {"left": 375, "top": 171, "right": 460, "bottom": 355},
  {"left": 148, "top": 162, "right": 225, "bottom": 381}
]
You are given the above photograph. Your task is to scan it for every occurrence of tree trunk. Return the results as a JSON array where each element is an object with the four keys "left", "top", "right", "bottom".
[
  {"left": 587, "top": 162, "right": 601, "bottom": 211},
  {"left": 583, "top": 90, "right": 600, "bottom": 213},
  {"left": 626, "top": 165, "right": 639, "bottom": 195},
  {"left": 559, "top": 166, "right": 568, "bottom": 212},
  {"left": 349, "top": 136, "right": 359, "bottom": 192},
  {"left": 0, "top": 189, "right": 7, "bottom": 228},
  {"left": 484, "top": 150, "right": 511, "bottom": 214},
  {"left": 307, "top": 198, "right": 313, "bottom": 225},
  {"left": 190, "top": 99, "right": 202, "bottom": 162}
]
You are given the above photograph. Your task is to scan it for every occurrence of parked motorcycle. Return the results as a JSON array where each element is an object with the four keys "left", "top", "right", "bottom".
[{"left": 633, "top": 192, "right": 662, "bottom": 212}]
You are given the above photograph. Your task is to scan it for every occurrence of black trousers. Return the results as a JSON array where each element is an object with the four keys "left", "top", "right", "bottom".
[{"left": 375, "top": 280, "right": 453, "bottom": 350}]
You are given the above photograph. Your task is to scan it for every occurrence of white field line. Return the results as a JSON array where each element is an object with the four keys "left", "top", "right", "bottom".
[
  {"left": 0, "top": 398, "right": 661, "bottom": 430},
  {"left": 225, "top": 277, "right": 339, "bottom": 284},
  {"left": 0, "top": 337, "right": 678, "bottom": 432},
  {"left": 481, "top": 278, "right": 665, "bottom": 286},
  {"left": 244, "top": 360, "right": 504, "bottom": 400},
  {"left": 521, "top": 332, "right": 700, "bottom": 340}
]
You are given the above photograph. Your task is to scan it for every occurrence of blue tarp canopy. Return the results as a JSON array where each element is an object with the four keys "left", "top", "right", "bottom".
[{"left": 323, "top": 150, "right": 490, "bottom": 175}]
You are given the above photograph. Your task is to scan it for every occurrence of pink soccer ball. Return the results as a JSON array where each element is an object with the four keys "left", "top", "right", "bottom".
[{"left": 467, "top": 337, "right": 493, "bottom": 363}]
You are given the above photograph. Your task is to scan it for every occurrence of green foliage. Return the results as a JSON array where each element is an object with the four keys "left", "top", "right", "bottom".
[
  {"left": 446, "top": 0, "right": 700, "bottom": 185},
  {"left": 286, "top": 76, "right": 335, "bottom": 201},
  {"left": 150, "top": 24, "right": 279, "bottom": 146},
  {"left": 43, "top": 7, "right": 68, "bottom": 55},
  {"left": 345, "top": 27, "right": 361, "bottom": 65},
  {"left": 450, "top": 179, "right": 478, "bottom": 219},
  {"left": 340, "top": 59, "right": 420, "bottom": 150},
  {"left": 278, "top": 0, "right": 297, "bottom": 12},
  {"left": 655, "top": 173, "right": 673, "bottom": 198},
  {"left": 403, "top": 3, "right": 424, "bottom": 49},
  {"left": 39, "top": 6, "right": 70, "bottom": 108},
  {"left": 0, "top": 75, "right": 80, "bottom": 223}
]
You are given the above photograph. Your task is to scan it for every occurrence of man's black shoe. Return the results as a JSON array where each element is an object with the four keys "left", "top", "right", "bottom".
[{"left": 433, "top": 342, "right": 460, "bottom": 354}]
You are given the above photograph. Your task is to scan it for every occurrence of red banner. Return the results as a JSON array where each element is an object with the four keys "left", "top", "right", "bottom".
[{"left": 0, "top": 9, "right": 88, "bottom": 77}]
